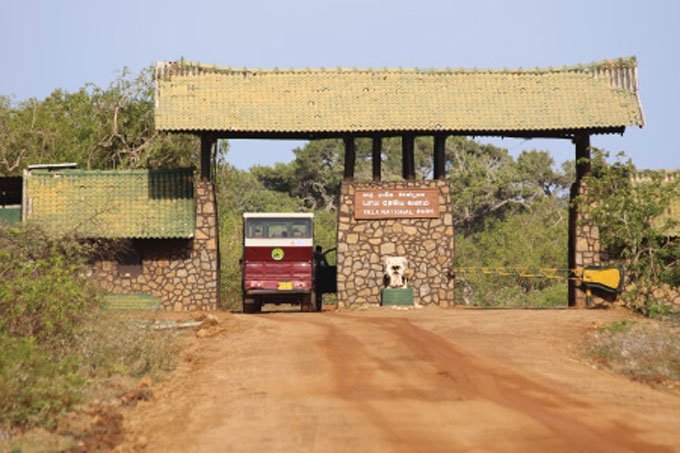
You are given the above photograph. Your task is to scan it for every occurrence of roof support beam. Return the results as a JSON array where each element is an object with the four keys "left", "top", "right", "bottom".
[
  {"left": 402, "top": 134, "right": 416, "bottom": 180},
  {"left": 343, "top": 137, "right": 355, "bottom": 181},
  {"left": 200, "top": 134, "right": 216, "bottom": 181},
  {"left": 574, "top": 133, "right": 592, "bottom": 180},
  {"left": 433, "top": 134, "right": 447, "bottom": 180},
  {"left": 372, "top": 137, "right": 382, "bottom": 181},
  {"left": 185, "top": 127, "right": 624, "bottom": 141},
  {"left": 568, "top": 133, "right": 591, "bottom": 308}
]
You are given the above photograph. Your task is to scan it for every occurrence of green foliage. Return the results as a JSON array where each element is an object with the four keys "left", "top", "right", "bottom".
[
  {"left": 0, "top": 224, "right": 101, "bottom": 348},
  {"left": 455, "top": 198, "right": 568, "bottom": 307},
  {"left": 0, "top": 67, "right": 199, "bottom": 175},
  {"left": 0, "top": 224, "right": 180, "bottom": 432},
  {"left": 601, "top": 319, "right": 636, "bottom": 333},
  {"left": 0, "top": 334, "right": 83, "bottom": 430},
  {"left": 218, "top": 210, "right": 245, "bottom": 311},
  {"left": 641, "top": 297, "right": 673, "bottom": 319},
  {"left": 0, "top": 225, "right": 96, "bottom": 430},
  {"left": 661, "top": 265, "right": 680, "bottom": 288},
  {"left": 251, "top": 139, "right": 344, "bottom": 211},
  {"left": 313, "top": 210, "right": 338, "bottom": 261},
  {"left": 579, "top": 150, "right": 680, "bottom": 315},
  {"left": 459, "top": 282, "right": 566, "bottom": 309},
  {"left": 217, "top": 163, "right": 303, "bottom": 214},
  {"left": 448, "top": 143, "right": 569, "bottom": 233}
]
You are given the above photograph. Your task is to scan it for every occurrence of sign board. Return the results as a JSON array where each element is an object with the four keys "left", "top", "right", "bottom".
[{"left": 354, "top": 188, "right": 440, "bottom": 219}]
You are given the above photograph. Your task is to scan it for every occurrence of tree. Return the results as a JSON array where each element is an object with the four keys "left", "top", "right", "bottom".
[
  {"left": 0, "top": 67, "right": 198, "bottom": 175},
  {"left": 447, "top": 139, "right": 569, "bottom": 233}
]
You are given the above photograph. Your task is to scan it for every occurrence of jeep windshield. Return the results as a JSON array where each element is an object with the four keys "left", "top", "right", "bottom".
[{"left": 245, "top": 218, "right": 313, "bottom": 239}]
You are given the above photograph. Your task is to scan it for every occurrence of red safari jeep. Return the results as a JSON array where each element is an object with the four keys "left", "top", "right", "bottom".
[{"left": 241, "top": 213, "right": 317, "bottom": 313}]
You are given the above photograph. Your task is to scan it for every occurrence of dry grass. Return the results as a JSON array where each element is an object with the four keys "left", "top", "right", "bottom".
[
  {"left": 75, "top": 311, "right": 185, "bottom": 378},
  {"left": 0, "top": 310, "right": 195, "bottom": 451},
  {"left": 588, "top": 319, "right": 680, "bottom": 385}
]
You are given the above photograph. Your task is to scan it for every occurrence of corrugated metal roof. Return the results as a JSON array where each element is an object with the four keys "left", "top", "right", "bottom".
[
  {"left": 154, "top": 57, "right": 644, "bottom": 134},
  {"left": 25, "top": 168, "right": 195, "bottom": 239}
]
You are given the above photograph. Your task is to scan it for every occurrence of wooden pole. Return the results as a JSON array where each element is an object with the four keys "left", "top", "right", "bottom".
[
  {"left": 574, "top": 134, "right": 592, "bottom": 180},
  {"left": 433, "top": 134, "right": 447, "bottom": 180},
  {"left": 200, "top": 134, "right": 216, "bottom": 181},
  {"left": 402, "top": 134, "right": 415, "bottom": 180},
  {"left": 568, "top": 133, "right": 591, "bottom": 307},
  {"left": 343, "top": 137, "right": 355, "bottom": 180},
  {"left": 372, "top": 137, "right": 382, "bottom": 181}
]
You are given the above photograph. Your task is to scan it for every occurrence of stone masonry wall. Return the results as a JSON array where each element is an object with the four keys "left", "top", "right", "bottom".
[
  {"left": 571, "top": 182, "right": 604, "bottom": 307},
  {"left": 576, "top": 224, "right": 601, "bottom": 267},
  {"left": 91, "top": 180, "right": 219, "bottom": 310},
  {"left": 337, "top": 180, "right": 455, "bottom": 308}
]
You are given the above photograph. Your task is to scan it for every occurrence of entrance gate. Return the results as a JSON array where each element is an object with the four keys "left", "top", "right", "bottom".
[{"left": 154, "top": 58, "right": 643, "bottom": 309}]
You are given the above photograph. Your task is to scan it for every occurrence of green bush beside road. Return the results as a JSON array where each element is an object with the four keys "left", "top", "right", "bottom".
[{"left": 0, "top": 224, "right": 181, "bottom": 433}]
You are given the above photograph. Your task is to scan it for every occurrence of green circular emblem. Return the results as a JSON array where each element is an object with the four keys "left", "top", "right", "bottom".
[{"left": 271, "top": 248, "right": 285, "bottom": 261}]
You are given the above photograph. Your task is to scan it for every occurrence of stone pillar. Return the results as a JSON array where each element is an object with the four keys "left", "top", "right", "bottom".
[
  {"left": 568, "top": 134, "right": 601, "bottom": 307},
  {"left": 336, "top": 180, "right": 455, "bottom": 308},
  {"left": 191, "top": 180, "right": 220, "bottom": 310}
]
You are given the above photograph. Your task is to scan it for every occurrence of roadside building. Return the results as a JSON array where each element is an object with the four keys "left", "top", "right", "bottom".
[{"left": 21, "top": 166, "right": 219, "bottom": 310}]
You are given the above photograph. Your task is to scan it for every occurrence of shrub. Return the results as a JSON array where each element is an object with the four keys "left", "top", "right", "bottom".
[
  {"left": 0, "top": 224, "right": 101, "bottom": 348},
  {"left": 0, "top": 334, "right": 83, "bottom": 429},
  {"left": 0, "top": 225, "right": 100, "bottom": 430}
]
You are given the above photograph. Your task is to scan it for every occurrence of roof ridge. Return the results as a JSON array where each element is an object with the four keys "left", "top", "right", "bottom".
[
  {"left": 156, "top": 57, "right": 637, "bottom": 77},
  {"left": 29, "top": 167, "right": 195, "bottom": 175}
]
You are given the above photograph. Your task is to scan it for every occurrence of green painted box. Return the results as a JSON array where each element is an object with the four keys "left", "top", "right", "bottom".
[
  {"left": 381, "top": 288, "right": 414, "bottom": 306},
  {"left": 0, "top": 206, "right": 21, "bottom": 226}
]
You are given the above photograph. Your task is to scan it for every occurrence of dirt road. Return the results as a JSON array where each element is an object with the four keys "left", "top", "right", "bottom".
[{"left": 120, "top": 309, "right": 680, "bottom": 452}]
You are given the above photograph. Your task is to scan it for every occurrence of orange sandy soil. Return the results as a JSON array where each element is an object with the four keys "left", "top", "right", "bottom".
[{"left": 116, "top": 307, "right": 680, "bottom": 452}]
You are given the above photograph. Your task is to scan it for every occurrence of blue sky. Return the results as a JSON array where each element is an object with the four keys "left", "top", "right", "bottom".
[{"left": 1, "top": 0, "right": 678, "bottom": 170}]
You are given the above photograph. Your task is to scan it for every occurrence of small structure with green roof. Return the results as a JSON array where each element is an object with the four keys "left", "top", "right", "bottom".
[{"left": 22, "top": 165, "right": 220, "bottom": 311}]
